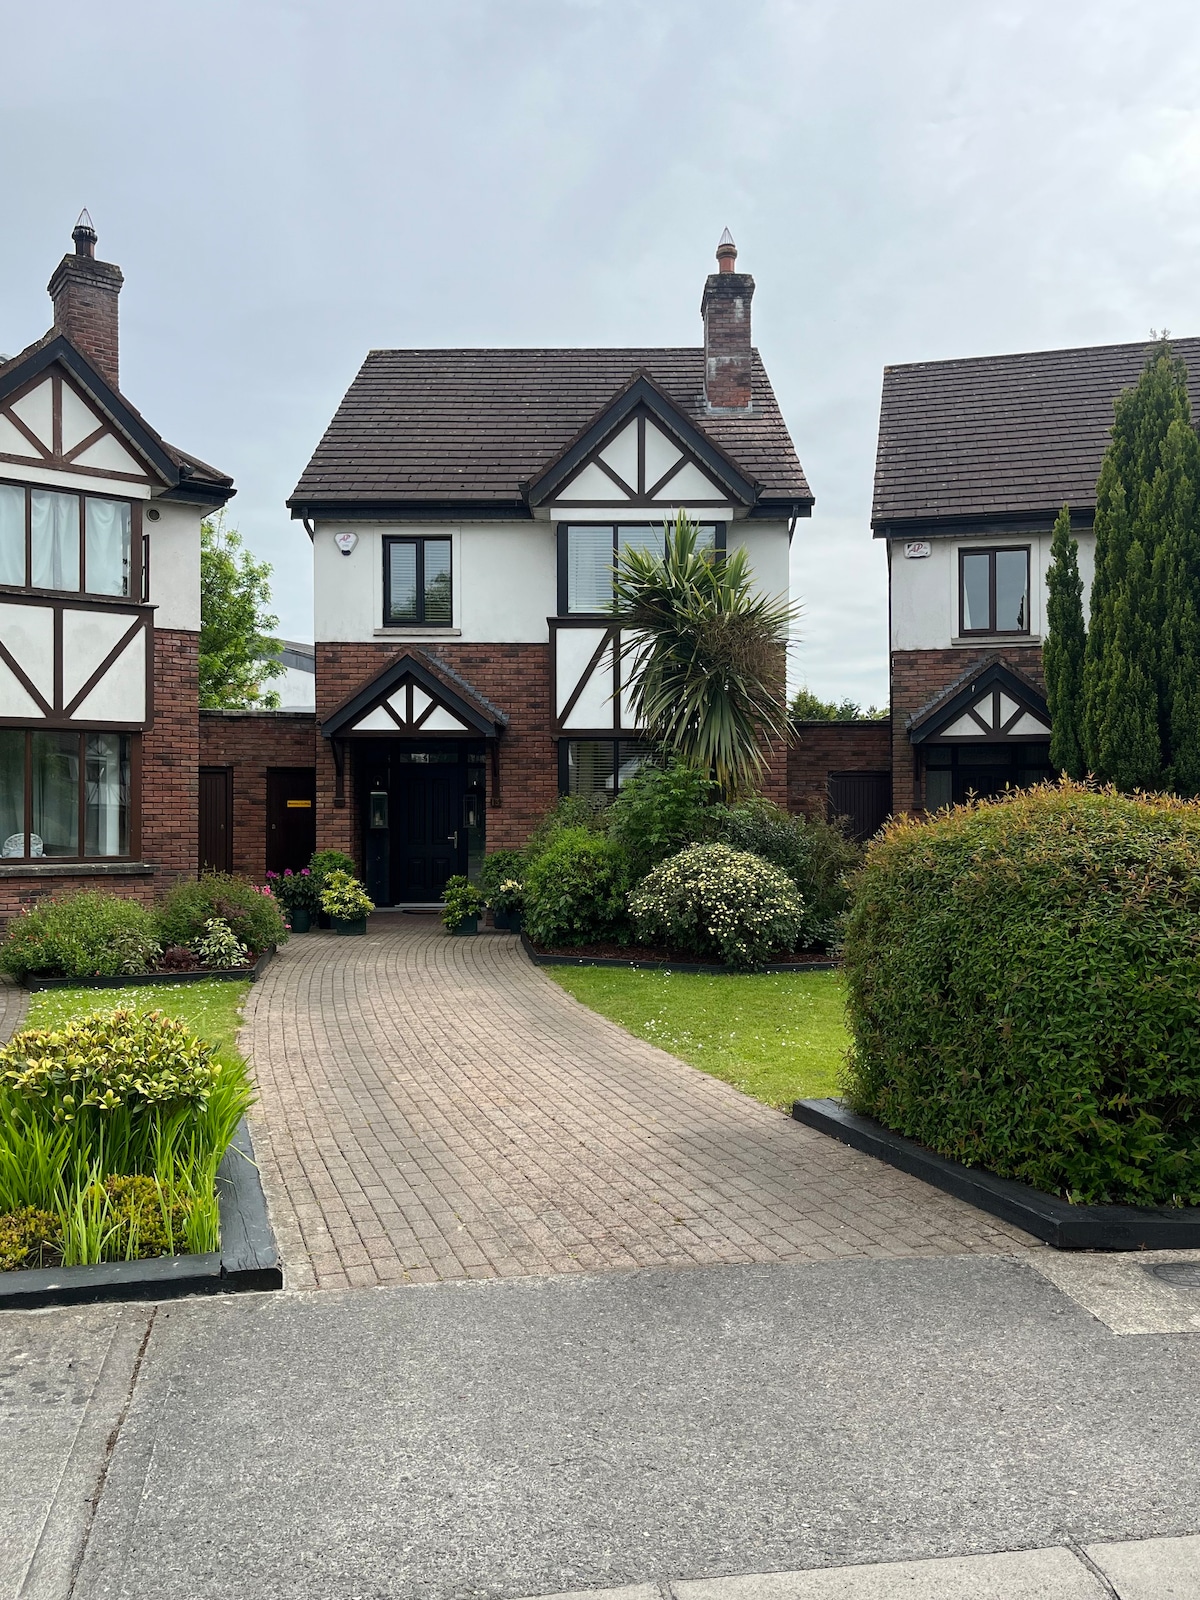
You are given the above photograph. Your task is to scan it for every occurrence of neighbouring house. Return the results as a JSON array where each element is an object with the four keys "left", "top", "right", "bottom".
[
  {"left": 0, "top": 215, "right": 234, "bottom": 915},
  {"left": 279, "top": 233, "right": 831, "bottom": 905},
  {"left": 872, "top": 336, "right": 1200, "bottom": 813}
]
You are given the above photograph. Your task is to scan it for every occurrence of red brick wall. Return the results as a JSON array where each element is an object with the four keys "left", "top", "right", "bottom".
[
  {"left": 788, "top": 720, "right": 893, "bottom": 819},
  {"left": 49, "top": 255, "right": 124, "bottom": 390},
  {"left": 199, "top": 710, "right": 317, "bottom": 880},
  {"left": 890, "top": 645, "right": 1045, "bottom": 812},
  {"left": 316, "top": 642, "right": 558, "bottom": 866}
]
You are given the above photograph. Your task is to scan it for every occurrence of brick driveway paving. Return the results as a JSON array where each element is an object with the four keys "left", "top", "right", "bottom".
[{"left": 243, "top": 916, "right": 1038, "bottom": 1289}]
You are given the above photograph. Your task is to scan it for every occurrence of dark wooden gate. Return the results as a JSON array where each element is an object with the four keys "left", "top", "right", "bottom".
[
  {"left": 199, "top": 767, "right": 233, "bottom": 874},
  {"left": 827, "top": 770, "right": 892, "bottom": 843},
  {"left": 266, "top": 768, "right": 317, "bottom": 875}
]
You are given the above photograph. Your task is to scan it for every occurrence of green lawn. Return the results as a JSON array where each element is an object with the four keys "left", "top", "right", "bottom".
[
  {"left": 548, "top": 966, "right": 850, "bottom": 1109},
  {"left": 24, "top": 979, "right": 251, "bottom": 1061}
]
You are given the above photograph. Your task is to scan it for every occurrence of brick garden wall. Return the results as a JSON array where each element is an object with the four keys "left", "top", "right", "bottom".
[
  {"left": 890, "top": 645, "right": 1045, "bottom": 812},
  {"left": 199, "top": 710, "right": 317, "bottom": 880},
  {"left": 787, "top": 720, "right": 893, "bottom": 819}
]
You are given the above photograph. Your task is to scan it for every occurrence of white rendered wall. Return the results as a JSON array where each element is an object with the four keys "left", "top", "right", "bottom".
[
  {"left": 146, "top": 501, "right": 203, "bottom": 632},
  {"left": 728, "top": 521, "right": 791, "bottom": 603},
  {"left": 889, "top": 529, "right": 1097, "bottom": 652}
]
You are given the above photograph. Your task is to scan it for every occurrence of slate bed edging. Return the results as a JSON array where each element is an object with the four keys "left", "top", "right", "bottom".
[
  {"left": 0, "top": 1119, "right": 283, "bottom": 1309},
  {"left": 521, "top": 933, "right": 837, "bottom": 975},
  {"left": 22, "top": 946, "right": 275, "bottom": 991},
  {"left": 792, "top": 1097, "right": 1200, "bottom": 1251}
]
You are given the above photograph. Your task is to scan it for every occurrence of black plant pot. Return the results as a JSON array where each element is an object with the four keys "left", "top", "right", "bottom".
[
  {"left": 493, "top": 910, "right": 523, "bottom": 933},
  {"left": 289, "top": 908, "right": 312, "bottom": 934}
]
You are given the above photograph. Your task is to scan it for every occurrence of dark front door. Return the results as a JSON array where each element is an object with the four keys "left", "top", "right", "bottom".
[
  {"left": 199, "top": 767, "right": 233, "bottom": 874},
  {"left": 266, "top": 767, "right": 317, "bottom": 875},
  {"left": 394, "top": 761, "right": 467, "bottom": 902}
]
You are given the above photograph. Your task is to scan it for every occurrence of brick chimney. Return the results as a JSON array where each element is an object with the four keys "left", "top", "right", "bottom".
[
  {"left": 47, "top": 211, "right": 124, "bottom": 389},
  {"left": 701, "top": 228, "right": 754, "bottom": 411}
]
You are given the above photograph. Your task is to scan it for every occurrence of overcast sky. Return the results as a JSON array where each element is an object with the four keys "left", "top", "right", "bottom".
[{"left": 6, "top": 1, "right": 1200, "bottom": 706}]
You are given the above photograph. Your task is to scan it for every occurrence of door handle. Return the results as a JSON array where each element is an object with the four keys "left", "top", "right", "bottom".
[{"left": 448, "top": 831, "right": 459, "bottom": 846}]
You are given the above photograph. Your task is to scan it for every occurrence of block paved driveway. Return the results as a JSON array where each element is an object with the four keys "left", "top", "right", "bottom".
[{"left": 244, "top": 916, "right": 1037, "bottom": 1290}]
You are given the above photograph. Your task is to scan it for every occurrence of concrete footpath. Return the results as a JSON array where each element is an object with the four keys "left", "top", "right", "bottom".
[{"left": 4, "top": 1253, "right": 1200, "bottom": 1599}]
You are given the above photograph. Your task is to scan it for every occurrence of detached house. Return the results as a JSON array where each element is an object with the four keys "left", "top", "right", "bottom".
[
  {"left": 285, "top": 234, "right": 815, "bottom": 905},
  {"left": 873, "top": 338, "right": 1200, "bottom": 813},
  {"left": 0, "top": 217, "right": 233, "bottom": 915}
]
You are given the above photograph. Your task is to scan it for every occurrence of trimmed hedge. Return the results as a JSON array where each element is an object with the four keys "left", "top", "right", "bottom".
[
  {"left": 841, "top": 782, "right": 1200, "bottom": 1205},
  {"left": 523, "top": 828, "right": 630, "bottom": 947}
]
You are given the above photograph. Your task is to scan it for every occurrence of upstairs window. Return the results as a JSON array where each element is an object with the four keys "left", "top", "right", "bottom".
[
  {"left": 559, "top": 523, "right": 722, "bottom": 615},
  {"left": 383, "top": 536, "right": 452, "bottom": 626},
  {"left": 959, "top": 547, "right": 1030, "bottom": 636},
  {"left": 0, "top": 482, "right": 134, "bottom": 597}
]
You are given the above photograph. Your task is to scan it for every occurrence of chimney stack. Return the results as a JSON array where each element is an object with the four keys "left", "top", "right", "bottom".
[
  {"left": 701, "top": 228, "right": 754, "bottom": 411},
  {"left": 47, "top": 210, "right": 123, "bottom": 389}
]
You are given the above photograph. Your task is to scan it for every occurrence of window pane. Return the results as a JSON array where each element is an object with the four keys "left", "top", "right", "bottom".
[
  {"left": 695, "top": 524, "right": 717, "bottom": 552},
  {"left": 567, "top": 526, "right": 614, "bottom": 613},
  {"left": 0, "top": 730, "right": 24, "bottom": 857},
  {"left": 84, "top": 732, "right": 129, "bottom": 857},
  {"left": 567, "top": 740, "right": 615, "bottom": 800},
  {"left": 618, "top": 525, "right": 663, "bottom": 564},
  {"left": 31, "top": 731, "right": 78, "bottom": 857},
  {"left": 387, "top": 542, "right": 417, "bottom": 621},
  {"left": 616, "top": 742, "right": 653, "bottom": 792},
  {"left": 995, "top": 549, "right": 1029, "bottom": 631},
  {"left": 0, "top": 484, "right": 23, "bottom": 586},
  {"left": 423, "top": 539, "right": 452, "bottom": 625},
  {"left": 961, "top": 551, "right": 990, "bottom": 632},
  {"left": 85, "top": 499, "right": 132, "bottom": 596},
  {"left": 925, "top": 769, "right": 953, "bottom": 810},
  {"left": 30, "top": 491, "right": 79, "bottom": 591}
]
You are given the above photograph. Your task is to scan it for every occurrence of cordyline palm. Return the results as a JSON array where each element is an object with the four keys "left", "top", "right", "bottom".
[{"left": 613, "top": 512, "right": 797, "bottom": 800}]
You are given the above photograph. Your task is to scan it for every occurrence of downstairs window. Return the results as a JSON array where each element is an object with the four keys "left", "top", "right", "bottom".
[{"left": 0, "top": 730, "right": 133, "bottom": 860}]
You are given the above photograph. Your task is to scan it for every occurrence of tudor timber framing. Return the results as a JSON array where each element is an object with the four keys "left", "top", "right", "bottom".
[
  {"left": 550, "top": 617, "right": 647, "bottom": 737},
  {"left": 0, "top": 592, "right": 154, "bottom": 731},
  {"left": 907, "top": 659, "right": 1050, "bottom": 746}
]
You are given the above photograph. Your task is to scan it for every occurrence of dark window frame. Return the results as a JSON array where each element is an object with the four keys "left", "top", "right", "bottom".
[
  {"left": 958, "top": 544, "right": 1031, "bottom": 637},
  {"left": 0, "top": 477, "right": 141, "bottom": 600},
  {"left": 382, "top": 535, "right": 453, "bottom": 627},
  {"left": 0, "top": 728, "right": 140, "bottom": 863},
  {"left": 922, "top": 740, "right": 1053, "bottom": 810},
  {"left": 556, "top": 522, "right": 726, "bottom": 617}
]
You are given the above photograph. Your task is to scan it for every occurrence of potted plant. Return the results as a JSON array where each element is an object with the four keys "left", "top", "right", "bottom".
[
  {"left": 442, "top": 875, "right": 486, "bottom": 936},
  {"left": 488, "top": 875, "right": 524, "bottom": 933},
  {"left": 266, "top": 867, "right": 320, "bottom": 933},
  {"left": 320, "top": 870, "right": 375, "bottom": 935},
  {"left": 308, "top": 850, "right": 357, "bottom": 928}
]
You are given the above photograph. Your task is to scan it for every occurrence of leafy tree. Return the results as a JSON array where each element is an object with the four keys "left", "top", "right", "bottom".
[
  {"left": 790, "top": 686, "right": 888, "bottom": 721},
  {"left": 614, "top": 512, "right": 796, "bottom": 800},
  {"left": 1043, "top": 506, "right": 1087, "bottom": 778},
  {"left": 199, "top": 518, "right": 285, "bottom": 709}
]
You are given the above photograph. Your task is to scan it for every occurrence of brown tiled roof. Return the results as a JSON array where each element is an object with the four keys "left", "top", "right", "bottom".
[
  {"left": 872, "top": 336, "right": 1200, "bottom": 528},
  {"left": 288, "top": 348, "right": 810, "bottom": 510}
]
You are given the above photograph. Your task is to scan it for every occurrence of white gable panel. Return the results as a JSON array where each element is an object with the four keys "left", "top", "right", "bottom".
[
  {"left": 0, "top": 655, "right": 42, "bottom": 719},
  {"left": 0, "top": 602, "right": 54, "bottom": 701},
  {"left": 942, "top": 713, "right": 987, "bottom": 738},
  {"left": 0, "top": 413, "right": 40, "bottom": 458},
  {"left": 61, "top": 385, "right": 103, "bottom": 453},
  {"left": 556, "top": 627, "right": 609, "bottom": 716},
  {"left": 72, "top": 432, "right": 144, "bottom": 476},
  {"left": 410, "top": 687, "right": 432, "bottom": 719},
  {"left": 421, "top": 705, "right": 468, "bottom": 732},
  {"left": 559, "top": 461, "right": 627, "bottom": 501},
  {"left": 350, "top": 706, "right": 400, "bottom": 732},
  {"left": 1010, "top": 712, "right": 1051, "bottom": 735},
  {"left": 643, "top": 421, "right": 682, "bottom": 487},
  {"left": 651, "top": 460, "right": 723, "bottom": 501},
  {"left": 598, "top": 421, "right": 638, "bottom": 488},
  {"left": 998, "top": 692, "right": 1020, "bottom": 724},
  {"left": 73, "top": 629, "right": 145, "bottom": 722},
  {"left": 10, "top": 380, "right": 53, "bottom": 450},
  {"left": 62, "top": 609, "right": 139, "bottom": 706},
  {"left": 563, "top": 643, "right": 615, "bottom": 730},
  {"left": 969, "top": 695, "right": 995, "bottom": 728}
]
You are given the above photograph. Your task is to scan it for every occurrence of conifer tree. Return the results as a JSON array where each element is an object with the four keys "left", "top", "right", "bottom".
[
  {"left": 1043, "top": 505, "right": 1086, "bottom": 777},
  {"left": 1157, "top": 418, "right": 1200, "bottom": 791}
]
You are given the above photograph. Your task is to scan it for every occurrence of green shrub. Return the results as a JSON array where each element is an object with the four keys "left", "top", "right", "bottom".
[
  {"left": 480, "top": 849, "right": 526, "bottom": 913},
  {"left": 523, "top": 794, "right": 610, "bottom": 860},
  {"left": 0, "top": 892, "right": 161, "bottom": 981},
  {"left": 841, "top": 782, "right": 1200, "bottom": 1205},
  {"left": 157, "top": 873, "right": 287, "bottom": 955},
  {"left": 319, "top": 870, "right": 374, "bottom": 921},
  {"left": 606, "top": 759, "right": 716, "bottom": 881},
  {"left": 442, "top": 875, "right": 485, "bottom": 931},
  {"left": 266, "top": 867, "right": 320, "bottom": 915},
  {"left": 0, "top": 1206, "right": 62, "bottom": 1271},
  {"left": 308, "top": 849, "right": 356, "bottom": 887},
  {"left": 195, "top": 918, "right": 248, "bottom": 970},
  {"left": 707, "top": 800, "right": 862, "bottom": 949},
  {"left": 523, "top": 828, "right": 631, "bottom": 947},
  {"left": 629, "top": 842, "right": 804, "bottom": 969},
  {"left": 101, "top": 1174, "right": 192, "bottom": 1259}
]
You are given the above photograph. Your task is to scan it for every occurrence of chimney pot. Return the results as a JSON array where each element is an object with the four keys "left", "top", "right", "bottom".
[
  {"left": 48, "top": 215, "right": 123, "bottom": 389},
  {"left": 716, "top": 226, "right": 737, "bottom": 273},
  {"left": 701, "top": 232, "right": 754, "bottom": 411}
]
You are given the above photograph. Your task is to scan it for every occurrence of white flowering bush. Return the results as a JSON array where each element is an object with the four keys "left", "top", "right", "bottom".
[{"left": 628, "top": 843, "right": 804, "bottom": 969}]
